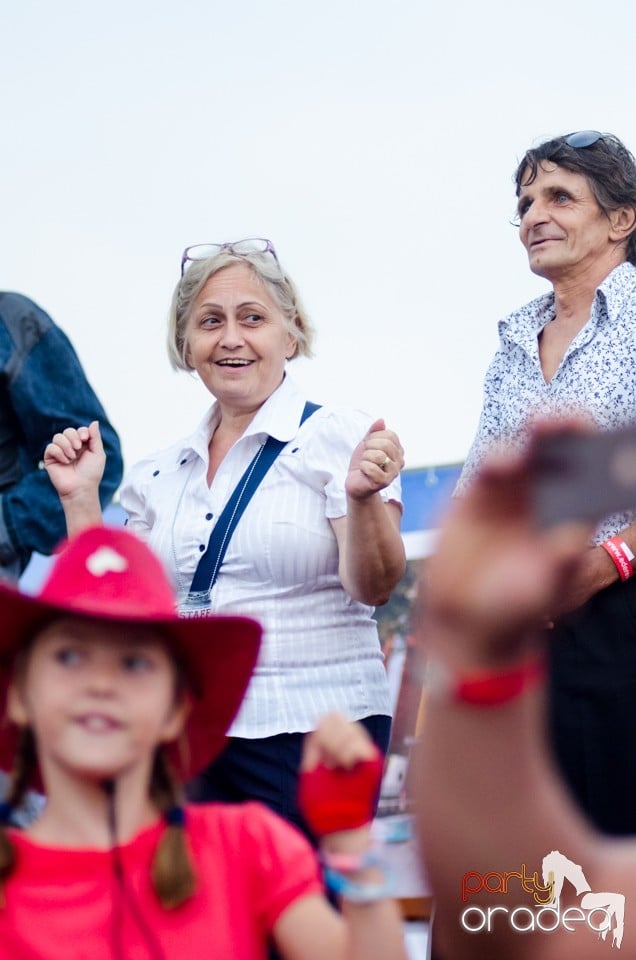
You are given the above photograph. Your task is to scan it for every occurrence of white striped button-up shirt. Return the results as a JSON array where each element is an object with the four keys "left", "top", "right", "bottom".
[{"left": 120, "top": 375, "right": 401, "bottom": 737}]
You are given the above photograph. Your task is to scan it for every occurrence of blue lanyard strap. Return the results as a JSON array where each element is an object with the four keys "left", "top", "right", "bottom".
[{"left": 183, "top": 400, "right": 320, "bottom": 610}]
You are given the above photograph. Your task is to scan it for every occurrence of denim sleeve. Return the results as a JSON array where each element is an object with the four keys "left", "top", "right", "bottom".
[{"left": 0, "top": 298, "right": 123, "bottom": 569}]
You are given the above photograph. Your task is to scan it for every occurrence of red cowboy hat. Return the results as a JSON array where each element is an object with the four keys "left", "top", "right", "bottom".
[{"left": 0, "top": 526, "right": 262, "bottom": 782}]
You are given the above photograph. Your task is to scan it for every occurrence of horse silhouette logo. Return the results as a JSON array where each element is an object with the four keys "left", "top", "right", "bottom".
[{"left": 542, "top": 850, "right": 625, "bottom": 949}]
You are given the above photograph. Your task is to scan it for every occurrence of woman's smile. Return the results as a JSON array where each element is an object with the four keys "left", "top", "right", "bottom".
[{"left": 185, "top": 263, "right": 297, "bottom": 414}]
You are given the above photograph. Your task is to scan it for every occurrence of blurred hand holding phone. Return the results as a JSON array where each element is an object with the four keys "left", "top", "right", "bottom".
[{"left": 530, "top": 423, "right": 636, "bottom": 527}]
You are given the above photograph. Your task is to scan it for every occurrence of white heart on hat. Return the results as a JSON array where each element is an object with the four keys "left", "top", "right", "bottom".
[{"left": 86, "top": 546, "right": 129, "bottom": 577}]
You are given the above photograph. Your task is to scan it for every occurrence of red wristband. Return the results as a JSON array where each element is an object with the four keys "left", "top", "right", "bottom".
[
  {"left": 428, "top": 656, "right": 545, "bottom": 707},
  {"left": 298, "top": 752, "right": 384, "bottom": 836},
  {"left": 601, "top": 536, "right": 635, "bottom": 582}
]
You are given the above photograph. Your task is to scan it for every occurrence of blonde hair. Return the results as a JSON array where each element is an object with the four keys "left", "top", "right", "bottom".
[{"left": 167, "top": 249, "right": 315, "bottom": 372}]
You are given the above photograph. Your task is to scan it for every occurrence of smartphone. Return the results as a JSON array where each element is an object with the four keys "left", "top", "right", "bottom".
[{"left": 530, "top": 423, "right": 636, "bottom": 527}]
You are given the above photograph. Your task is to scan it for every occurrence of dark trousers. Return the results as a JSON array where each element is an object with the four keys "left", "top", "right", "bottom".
[
  {"left": 549, "top": 575, "right": 636, "bottom": 835},
  {"left": 187, "top": 714, "right": 392, "bottom": 842}
]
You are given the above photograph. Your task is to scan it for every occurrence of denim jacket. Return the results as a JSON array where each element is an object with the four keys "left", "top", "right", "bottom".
[{"left": 0, "top": 292, "right": 123, "bottom": 577}]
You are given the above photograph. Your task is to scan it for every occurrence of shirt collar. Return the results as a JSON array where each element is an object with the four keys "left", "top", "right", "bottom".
[
  {"left": 500, "top": 261, "right": 636, "bottom": 349},
  {"left": 173, "top": 374, "right": 307, "bottom": 464},
  {"left": 499, "top": 291, "right": 555, "bottom": 350},
  {"left": 595, "top": 261, "right": 636, "bottom": 318}
]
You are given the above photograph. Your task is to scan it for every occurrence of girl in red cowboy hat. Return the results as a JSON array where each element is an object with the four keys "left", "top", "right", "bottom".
[{"left": 0, "top": 526, "right": 405, "bottom": 960}]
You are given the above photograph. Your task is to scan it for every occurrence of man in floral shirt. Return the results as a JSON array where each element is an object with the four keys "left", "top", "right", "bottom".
[{"left": 457, "top": 131, "right": 636, "bottom": 835}]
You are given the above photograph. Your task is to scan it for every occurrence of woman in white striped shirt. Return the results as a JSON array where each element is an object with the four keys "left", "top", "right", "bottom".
[{"left": 44, "top": 238, "right": 406, "bottom": 837}]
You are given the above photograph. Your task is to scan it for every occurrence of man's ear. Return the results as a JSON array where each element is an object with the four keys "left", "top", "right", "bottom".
[
  {"left": 609, "top": 205, "right": 636, "bottom": 242},
  {"left": 6, "top": 682, "right": 28, "bottom": 727}
]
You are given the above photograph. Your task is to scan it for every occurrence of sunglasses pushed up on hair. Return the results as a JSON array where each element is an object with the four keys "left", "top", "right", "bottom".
[{"left": 565, "top": 130, "right": 604, "bottom": 149}]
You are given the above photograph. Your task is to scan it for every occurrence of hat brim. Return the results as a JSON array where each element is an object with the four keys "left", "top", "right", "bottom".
[{"left": 0, "top": 581, "right": 262, "bottom": 784}]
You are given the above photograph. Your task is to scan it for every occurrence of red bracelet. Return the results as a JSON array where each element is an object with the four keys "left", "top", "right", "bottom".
[
  {"left": 600, "top": 536, "right": 635, "bottom": 582},
  {"left": 428, "top": 656, "right": 545, "bottom": 707}
]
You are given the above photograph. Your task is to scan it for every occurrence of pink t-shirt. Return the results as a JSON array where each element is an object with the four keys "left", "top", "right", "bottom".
[{"left": 0, "top": 802, "right": 322, "bottom": 959}]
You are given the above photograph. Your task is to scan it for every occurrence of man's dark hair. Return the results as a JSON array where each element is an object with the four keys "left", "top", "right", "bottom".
[{"left": 514, "top": 132, "right": 636, "bottom": 265}]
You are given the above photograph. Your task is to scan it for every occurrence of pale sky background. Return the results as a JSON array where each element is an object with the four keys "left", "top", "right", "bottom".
[{"left": 2, "top": 0, "right": 635, "bottom": 480}]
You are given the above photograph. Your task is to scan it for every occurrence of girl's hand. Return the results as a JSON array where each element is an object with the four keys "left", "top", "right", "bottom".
[{"left": 299, "top": 713, "right": 383, "bottom": 850}]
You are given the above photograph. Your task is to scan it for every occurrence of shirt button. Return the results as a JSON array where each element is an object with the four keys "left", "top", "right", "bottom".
[
  {"left": 205, "top": 513, "right": 213, "bottom": 521},
  {"left": 180, "top": 458, "right": 188, "bottom": 465},
  {"left": 198, "top": 544, "right": 205, "bottom": 553},
  {"left": 152, "top": 470, "right": 160, "bottom": 477}
]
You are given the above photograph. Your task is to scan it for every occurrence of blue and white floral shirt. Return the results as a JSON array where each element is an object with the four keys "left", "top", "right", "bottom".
[{"left": 457, "top": 261, "right": 636, "bottom": 543}]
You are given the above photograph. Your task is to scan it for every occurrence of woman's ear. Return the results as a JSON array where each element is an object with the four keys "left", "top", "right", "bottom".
[{"left": 285, "top": 330, "right": 299, "bottom": 360}]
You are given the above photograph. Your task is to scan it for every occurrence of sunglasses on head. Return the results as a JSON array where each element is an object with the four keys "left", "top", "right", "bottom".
[{"left": 565, "top": 130, "right": 603, "bottom": 149}]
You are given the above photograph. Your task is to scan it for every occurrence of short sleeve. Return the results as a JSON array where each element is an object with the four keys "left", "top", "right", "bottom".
[
  {"left": 191, "top": 803, "right": 323, "bottom": 934},
  {"left": 118, "top": 455, "right": 157, "bottom": 537},
  {"left": 242, "top": 804, "right": 323, "bottom": 930},
  {"left": 301, "top": 408, "right": 403, "bottom": 519}
]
